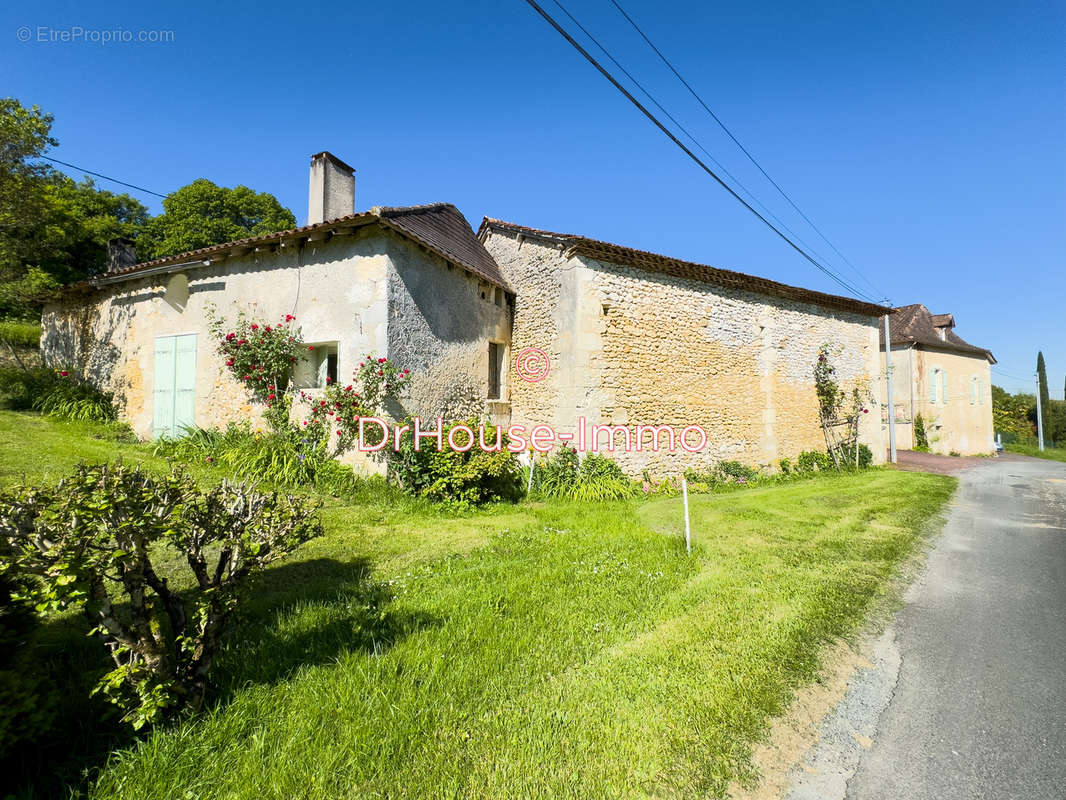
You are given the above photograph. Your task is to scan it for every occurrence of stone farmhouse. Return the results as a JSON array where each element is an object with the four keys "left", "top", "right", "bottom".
[
  {"left": 881, "top": 304, "right": 995, "bottom": 455},
  {"left": 42, "top": 151, "right": 891, "bottom": 475},
  {"left": 478, "top": 219, "right": 888, "bottom": 475}
]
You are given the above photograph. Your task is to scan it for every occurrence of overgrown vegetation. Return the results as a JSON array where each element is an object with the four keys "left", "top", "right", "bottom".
[
  {"left": 0, "top": 463, "right": 322, "bottom": 728},
  {"left": 0, "top": 366, "right": 116, "bottom": 421},
  {"left": 390, "top": 419, "right": 524, "bottom": 508},
  {"left": 0, "top": 320, "right": 40, "bottom": 349},
  {"left": 914, "top": 412, "right": 930, "bottom": 451},
  {"left": 530, "top": 446, "right": 634, "bottom": 501}
]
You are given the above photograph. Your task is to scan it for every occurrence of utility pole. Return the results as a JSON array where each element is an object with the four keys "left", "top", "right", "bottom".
[
  {"left": 884, "top": 313, "right": 897, "bottom": 463},
  {"left": 1035, "top": 370, "right": 1045, "bottom": 451}
]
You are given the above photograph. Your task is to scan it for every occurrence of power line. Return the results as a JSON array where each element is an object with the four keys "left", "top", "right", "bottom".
[
  {"left": 607, "top": 0, "right": 889, "bottom": 304},
  {"left": 548, "top": 0, "right": 842, "bottom": 274},
  {"left": 38, "top": 156, "right": 168, "bottom": 198},
  {"left": 992, "top": 367, "right": 1035, "bottom": 383},
  {"left": 522, "top": 0, "right": 883, "bottom": 305}
]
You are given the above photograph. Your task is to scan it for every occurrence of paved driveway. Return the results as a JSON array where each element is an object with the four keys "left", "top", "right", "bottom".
[{"left": 847, "top": 456, "right": 1066, "bottom": 799}]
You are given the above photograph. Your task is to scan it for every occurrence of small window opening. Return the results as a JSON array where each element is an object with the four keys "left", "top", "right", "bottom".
[
  {"left": 294, "top": 342, "right": 339, "bottom": 388},
  {"left": 488, "top": 342, "right": 505, "bottom": 399}
]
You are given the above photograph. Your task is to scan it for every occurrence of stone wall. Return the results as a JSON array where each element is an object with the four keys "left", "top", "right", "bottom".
[
  {"left": 385, "top": 236, "right": 512, "bottom": 425},
  {"left": 41, "top": 226, "right": 511, "bottom": 469},
  {"left": 483, "top": 228, "right": 885, "bottom": 476}
]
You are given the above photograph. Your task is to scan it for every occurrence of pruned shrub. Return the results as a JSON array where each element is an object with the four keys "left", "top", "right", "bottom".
[
  {"left": 532, "top": 447, "right": 635, "bottom": 502},
  {"left": 390, "top": 419, "right": 523, "bottom": 508},
  {"left": 0, "top": 463, "right": 322, "bottom": 728}
]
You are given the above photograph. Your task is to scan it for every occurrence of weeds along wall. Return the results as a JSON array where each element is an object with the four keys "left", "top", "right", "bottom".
[{"left": 482, "top": 228, "right": 885, "bottom": 477}]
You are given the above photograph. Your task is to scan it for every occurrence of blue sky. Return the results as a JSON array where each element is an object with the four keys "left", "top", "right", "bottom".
[{"left": 4, "top": 0, "right": 1063, "bottom": 396}]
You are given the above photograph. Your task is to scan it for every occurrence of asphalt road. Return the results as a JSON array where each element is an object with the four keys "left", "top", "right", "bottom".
[{"left": 847, "top": 456, "right": 1066, "bottom": 800}]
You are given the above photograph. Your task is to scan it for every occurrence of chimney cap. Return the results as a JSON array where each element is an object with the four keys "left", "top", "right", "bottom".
[{"left": 310, "top": 151, "right": 356, "bottom": 175}]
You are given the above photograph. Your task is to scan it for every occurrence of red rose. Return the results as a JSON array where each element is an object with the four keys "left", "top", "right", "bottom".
[
  {"left": 226, "top": 333, "right": 235, "bottom": 341},
  {"left": 308, "top": 345, "right": 315, "bottom": 351},
  {"left": 268, "top": 393, "right": 276, "bottom": 400},
  {"left": 226, "top": 359, "right": 234, "bottom": 366},
  {"left": 59, "top": 370, "right": 69, "bottom": 377}
]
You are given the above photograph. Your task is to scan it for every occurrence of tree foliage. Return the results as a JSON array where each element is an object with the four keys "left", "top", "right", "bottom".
[
  {"left": 0, "top": 463, "right": 322, "bottom": 728},
  {"left": 992, "top": 384, "right": 1036, "bottom": 438},
  {"left": 1036, "top": 351, "right": 1050, "bottom": 438},
  {"left": 137, "top": 179, "right": 296, "bottom": 261},
  {"left": 1, "top": 97, "right": 297, "bottom": 319}
]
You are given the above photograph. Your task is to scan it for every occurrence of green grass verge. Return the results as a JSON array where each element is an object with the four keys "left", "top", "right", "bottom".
[
  {"left": 0, "top": 320, "right": 41, "bottom": 349},
  {"left": 0, "top": 412, "right": 956, "bottom": 799},
  {"left": 1004, "top": 442, "right": 1066, "bottom": 462}
]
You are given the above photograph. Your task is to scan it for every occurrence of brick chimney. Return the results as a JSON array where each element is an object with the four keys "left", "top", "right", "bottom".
[
  {"left": 307, "top": 151, "right": 355, "bottom": 225},
  {"left": 106, "top": 238, "right": 137, "bottom": 272}
]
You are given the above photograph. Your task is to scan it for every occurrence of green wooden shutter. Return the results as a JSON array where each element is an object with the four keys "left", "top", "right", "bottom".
[
  {"left": 174, "top": 334, "right": 197, "bottom": 433},
  {"left": 929, "top": 370, "right": 938, "bottom": 404},
  {"left": 154, "top": 334, "right": 196, "bottom": 438},
  {"left": 153, "top": 336, "right": 176, "bottom": 438},
  {"left": 940, "top": 370, "right": 948, "bottom": 404}
]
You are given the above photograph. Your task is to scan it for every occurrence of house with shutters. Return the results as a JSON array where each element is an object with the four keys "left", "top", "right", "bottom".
[
  {"left": 880, "top": 303, "right": 995, "bottom": 455},
  {"left": 41, "top": 150, "right": 894, "bottom": 475},
  {"left": 41, "top": 152, "right": 513, "bottom": 459}
]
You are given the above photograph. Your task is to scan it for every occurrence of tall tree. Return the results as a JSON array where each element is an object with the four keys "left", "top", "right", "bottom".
[
  {"left": 137, "top": 179, "right": 296, "bottom": 260},
  {"left": 1036, "top": 351, "right": 1050, "bottom": 439},
  {"left": 0, "top": 98, "right": 151, "bottom": 318}
]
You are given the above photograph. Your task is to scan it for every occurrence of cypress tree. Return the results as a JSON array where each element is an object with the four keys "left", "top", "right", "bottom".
[{"left": 1037, "top": 352, "right": 1050, "bottom": 438}]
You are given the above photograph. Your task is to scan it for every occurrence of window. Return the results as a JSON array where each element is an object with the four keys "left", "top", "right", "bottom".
[
  {"left": 488, "top": 342, "right": 505, "bottom": 400},
  {"left": 929, "top": 367, "right": 948, "bottom": 405},
  {"left": 970, "top": 376, "right": 978, "bottom": 405},
  {"left": 294, "top": 342, "right": 339, "bottom": 388}
]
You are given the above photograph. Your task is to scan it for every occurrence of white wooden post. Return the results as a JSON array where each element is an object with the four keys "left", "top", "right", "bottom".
[{"left": 682, "top": 477, "right": 691, "bottom": 555}]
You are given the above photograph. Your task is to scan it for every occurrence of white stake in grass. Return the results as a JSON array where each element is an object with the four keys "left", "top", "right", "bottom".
[{"left": 682, "top": 477, "right": 691, "bottom": 555}]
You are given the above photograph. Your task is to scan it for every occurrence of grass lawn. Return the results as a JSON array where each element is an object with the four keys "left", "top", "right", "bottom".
[
  {"left": 0, "top": 411, "right": 956, "bottom": 799},
  {"left": 1004, "top": 441, "right": 1066, "bottom": 462}
]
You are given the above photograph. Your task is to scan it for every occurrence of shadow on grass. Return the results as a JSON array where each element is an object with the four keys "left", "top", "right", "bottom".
[
  {"left": 211, "top": 556, "right": 436, "bottom": 696},
  {"left": 2, "top": 556, "right": 434, "bottom": 799}
]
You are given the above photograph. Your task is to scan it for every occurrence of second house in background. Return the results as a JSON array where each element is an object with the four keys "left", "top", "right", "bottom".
[{"left": 881, "top": 303, "right": 996, "bottom": 455}]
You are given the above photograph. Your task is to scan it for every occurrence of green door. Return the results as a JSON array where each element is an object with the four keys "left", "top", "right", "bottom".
[{"left": 153, "top": 334, "right": 196, "bottom": 438}]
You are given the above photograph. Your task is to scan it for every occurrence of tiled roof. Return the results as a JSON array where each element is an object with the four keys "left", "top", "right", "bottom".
[
  {"left": 478, "top": 218, "right": 890, "bottom": 318},
  {"left": 880, "top": 304, "right": 995, "bottom": 362},
  {"left": 92, "top": 203, "right": 509, "bottom": 291}
]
